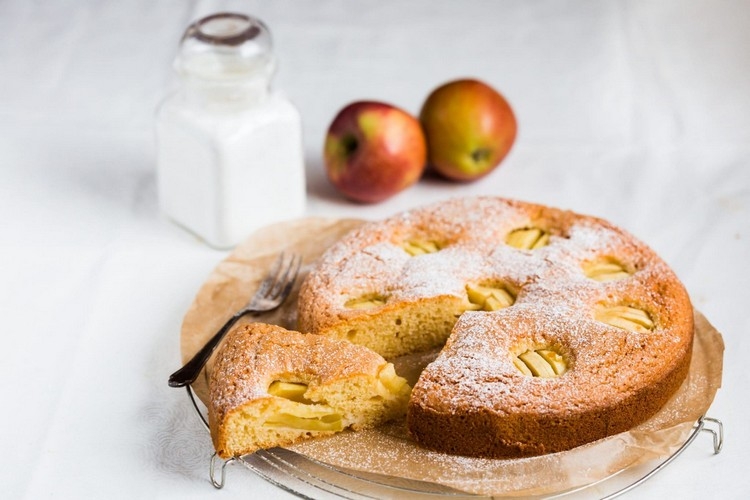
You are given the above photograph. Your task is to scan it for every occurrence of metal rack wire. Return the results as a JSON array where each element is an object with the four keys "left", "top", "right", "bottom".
[{"left": 186, "top": 385, "right": 723, "bottom": 499}]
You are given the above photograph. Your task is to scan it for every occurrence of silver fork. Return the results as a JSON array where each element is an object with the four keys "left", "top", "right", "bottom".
[{"left": 168, "top": 252, "right": 302, "bottom": 388}]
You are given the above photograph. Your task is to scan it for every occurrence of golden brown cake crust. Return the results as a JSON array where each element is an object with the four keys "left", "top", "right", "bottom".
[{"left": 297, "top": 196, "right": 694, "bottom": 458}]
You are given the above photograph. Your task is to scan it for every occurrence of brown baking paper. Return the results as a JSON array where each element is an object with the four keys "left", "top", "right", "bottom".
[{"left": 180, "top": 218, "right": 724, "bottom": 497}]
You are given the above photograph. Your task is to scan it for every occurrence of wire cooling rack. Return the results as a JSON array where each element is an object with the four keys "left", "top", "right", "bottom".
[{"left": 184, "top": 385, "right": 723, "bottom": 499}]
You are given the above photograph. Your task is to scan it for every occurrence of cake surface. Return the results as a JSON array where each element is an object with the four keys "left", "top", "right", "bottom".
[
  {"left": 297, "top": 196, "right": 694, "bottom": 458},
  {"left": 208, "top": 323, "right": 410, "bottom": 459}
]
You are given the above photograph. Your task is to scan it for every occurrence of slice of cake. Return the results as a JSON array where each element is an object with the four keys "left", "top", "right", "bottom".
[{"left": 208, "top": 323, "right": 411, "bottom": 459}]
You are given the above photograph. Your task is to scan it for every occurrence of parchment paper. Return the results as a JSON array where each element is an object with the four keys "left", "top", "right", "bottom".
[{"left": 179, "top": 218, "right": 724, "bottom": 497}]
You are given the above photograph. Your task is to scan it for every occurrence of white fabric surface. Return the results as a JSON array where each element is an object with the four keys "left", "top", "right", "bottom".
[{"left": 1, "top": 0, "right": 747, "bottom": 498}]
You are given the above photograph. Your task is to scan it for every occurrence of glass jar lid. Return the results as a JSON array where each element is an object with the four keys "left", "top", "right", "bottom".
[{"left": 175, "top": 13, "right": 275, "bottom": 82}]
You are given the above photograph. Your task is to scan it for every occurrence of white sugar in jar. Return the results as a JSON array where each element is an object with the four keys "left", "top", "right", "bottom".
[{"left": 156, "top": 13, "right": 305, "bottom": 249}]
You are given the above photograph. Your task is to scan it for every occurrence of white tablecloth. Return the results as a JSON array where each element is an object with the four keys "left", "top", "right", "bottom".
[{"left": 1, "top": 1, "right": 747, "bottom": 498}]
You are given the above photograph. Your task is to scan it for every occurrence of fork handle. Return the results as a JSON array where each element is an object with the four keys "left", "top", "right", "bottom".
[{"left": 168, "top": 310, "right": 249, "bottom": 388}]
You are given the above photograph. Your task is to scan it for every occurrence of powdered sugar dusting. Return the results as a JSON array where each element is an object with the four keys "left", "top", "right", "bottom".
[{"left": 301, "top": 197, "right": 682, "bottom": 325}]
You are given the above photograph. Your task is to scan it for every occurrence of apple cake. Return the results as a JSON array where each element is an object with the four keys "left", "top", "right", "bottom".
[
  {"left": 297, "top": 196, "right": 694, "bottom": 458},
  {"left": 208, "top": 323, "right": 410, "bottom": 459}
]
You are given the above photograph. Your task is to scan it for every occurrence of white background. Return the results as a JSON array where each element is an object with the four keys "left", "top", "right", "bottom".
[{"left": 1, "top": 1, "right": 747, "bottom": 498}]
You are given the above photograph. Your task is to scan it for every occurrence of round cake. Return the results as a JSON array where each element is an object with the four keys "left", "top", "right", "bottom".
[{"left": 297, "top": 196, "right": 694, "bottom": 458}]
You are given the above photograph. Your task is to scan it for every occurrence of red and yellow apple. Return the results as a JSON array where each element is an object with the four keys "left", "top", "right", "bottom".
[
  {"left": 420, "top": 79, "right": 517, "bottom": 182},
  {"left": 324, "top": 101, "right": 427, "bottom": 203}
]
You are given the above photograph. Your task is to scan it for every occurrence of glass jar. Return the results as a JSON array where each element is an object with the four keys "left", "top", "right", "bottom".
[{"left": 156, "top": 13, "right": 306, "bottom": 249}]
